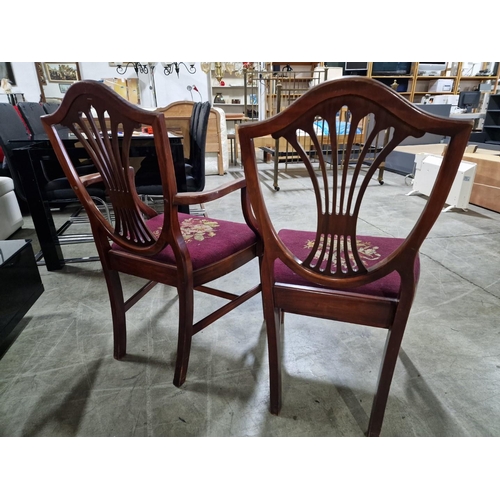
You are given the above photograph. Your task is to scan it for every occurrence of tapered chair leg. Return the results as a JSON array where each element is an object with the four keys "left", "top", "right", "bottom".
[
  {"left": 103, "top": 268, "right": 127, "bottom": 360},
  {"left": 173, "top": 285, "right": 195, "bottom": 387},
  {"left": 266, "top": 305, "right": 282, "bottom": 415},
  {"left": 367, "top": 308, "right": 411, "bottom": 437}
]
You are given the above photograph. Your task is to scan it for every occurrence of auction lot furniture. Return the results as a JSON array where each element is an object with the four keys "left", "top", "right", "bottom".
[
  {"left": 239, "top": 77, "right": 472, "bottom": 436},
  {"left": 41, "top": 81, "right": 262, "bottom": 388}
]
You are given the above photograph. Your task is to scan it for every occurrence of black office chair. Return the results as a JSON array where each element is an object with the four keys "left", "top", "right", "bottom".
[
  {"left": 16, "top": 102, "right": 47, "bottom": 138},
  {"left": 0, "top": 103, "right": 37, "bottom": 206},
  {"left": 0, "top": 102, "right": 108, "bottom": 264},
  {"left": 18, "top": 101, "right": 73, "bottom": 143},
  {"left": 42, "top": 102, "right": 60, "bottom": 115},
  {"left": 184, "top": 100, "right": 211, "bottom": 192},
  {"left": 135, "top": 101, "right": 211, "bottom": 196}
]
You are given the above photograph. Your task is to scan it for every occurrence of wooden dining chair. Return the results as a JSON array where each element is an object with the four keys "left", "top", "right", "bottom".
[
  {"left": 41, "top": 80, "right": 262, "bottom": 387},
  {"left": 238, "top": 77, "right": 472, "bottom": 436}
]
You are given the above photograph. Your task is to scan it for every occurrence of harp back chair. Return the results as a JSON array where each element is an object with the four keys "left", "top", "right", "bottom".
[
  {"left": 238, "top": 77, "right": 472, "bottom": 436},
  {"left": 41, "top": 80, "right": 262, "bottom": 387}
]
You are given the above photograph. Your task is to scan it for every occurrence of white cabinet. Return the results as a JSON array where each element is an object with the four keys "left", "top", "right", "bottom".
[{"left": 407, "top": 153, "right": 477, "bottom": 211}]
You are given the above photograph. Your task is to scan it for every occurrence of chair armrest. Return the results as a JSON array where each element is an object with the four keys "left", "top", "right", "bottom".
[
  {"left": 173, "top": 178, "right": 246, "bottom": 206},
  {"left": 80, "top": 172, "right": 103, "bottom": 187}
]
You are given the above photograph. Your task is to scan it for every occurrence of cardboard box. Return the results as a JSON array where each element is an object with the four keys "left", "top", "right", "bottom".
[{"left": 428, "top": 79, "right": 454, "bottom": 93}]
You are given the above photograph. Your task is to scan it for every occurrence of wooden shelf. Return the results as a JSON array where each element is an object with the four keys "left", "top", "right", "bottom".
[
  {"left": 367, "top": 62, "right": 500, "bottom": 103},
  {"left": 414, "top": 75, "right": 457, "bottom": 80},
  {"left": 373, "top": 75, "right": 413, "bottom": 79},
  {"left": 459, "top": 75, "right": 497, "bottom": 80},
  {"left": 212, "top": 85, "right": 245, "bottom": 89}
]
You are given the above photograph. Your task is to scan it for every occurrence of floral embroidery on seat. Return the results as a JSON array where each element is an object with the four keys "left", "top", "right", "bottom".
[
  {"left": 305, "top": 236, "right": 381, "bottom": 272},
  {"left": 152, "top": 217, "right": 219, "bottom": 242}
]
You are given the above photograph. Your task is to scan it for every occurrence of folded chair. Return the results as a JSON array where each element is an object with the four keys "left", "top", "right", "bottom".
[
  {"left": 41, "top": 80, "right": 262, "bottom": 387},
  {"left": 238, "top": 77, "right": 472, "bottom": 436}
]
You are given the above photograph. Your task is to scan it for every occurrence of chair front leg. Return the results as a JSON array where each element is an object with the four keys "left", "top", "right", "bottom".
[
  {"left": 173, "top": 283, "right": 195, "bottom": 387},
  {"left": 267, "top": 305, "right": 282, "bottom": 415},
  {"left": 261, "top": 261, "right": 282, "bottom": 415},
  {"left": 102, "top": 267, "right": 126, "bottom": 360}
]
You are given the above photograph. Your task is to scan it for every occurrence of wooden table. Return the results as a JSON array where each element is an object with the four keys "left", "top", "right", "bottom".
[{"left": 224, "top": 113, "right": 249, "bottom": 165}]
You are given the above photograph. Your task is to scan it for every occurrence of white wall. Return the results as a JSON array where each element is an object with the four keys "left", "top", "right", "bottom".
[
  {"left": 1, "top": 62, "right": 41, "bottom": 102},
  {"left": 1, "top": 62, "right": 211, "bottom": 108}
]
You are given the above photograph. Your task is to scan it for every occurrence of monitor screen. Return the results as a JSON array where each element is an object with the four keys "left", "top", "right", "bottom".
[
  {"left": 345, "top": 62, "right": 368, "bottom": 71},
  {"left": 458, "top": 91, "right": 480, "bottom": 112},
  {"left": 371, "top": 62, "right": 412, "bottom": 75},
  {"left": 418, "top": 62, "right": 447, "bottom": 75}
]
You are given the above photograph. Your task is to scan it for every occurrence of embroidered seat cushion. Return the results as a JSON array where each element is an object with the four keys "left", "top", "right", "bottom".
[
  {"left": 275, "top": 229, "right": 420, "bottom": 299},
  {"left": 112, "top": 212, "right": 257, "bottom": 269}
]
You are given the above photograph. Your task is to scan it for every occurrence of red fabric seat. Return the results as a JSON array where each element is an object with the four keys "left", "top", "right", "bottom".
[
  {"left": 112, "top": 212, "right": 258, "bottom": 269},
  {"left": 275, "top": 229, "right": 420, "bottom": 299}
]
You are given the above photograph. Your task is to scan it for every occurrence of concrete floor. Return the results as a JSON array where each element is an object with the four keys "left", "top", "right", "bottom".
[{"left": 1, "top": 162, "right": 500, "bottom": 437}]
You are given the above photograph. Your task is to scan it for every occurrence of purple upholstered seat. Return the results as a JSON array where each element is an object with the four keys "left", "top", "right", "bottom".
[
  {"left": 275, "top": 229, "right": 420, "bottom": 299},
  {"left": 112, "top": 212, "right": 257, "bottom": 269}
]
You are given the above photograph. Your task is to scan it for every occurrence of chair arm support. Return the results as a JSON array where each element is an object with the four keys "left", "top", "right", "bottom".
[
  {"left": 173, "top": 178, "right": 246, "bottom": 205},
  {"left": 80, "top": 172, "right": 103, "bottom": 187}
]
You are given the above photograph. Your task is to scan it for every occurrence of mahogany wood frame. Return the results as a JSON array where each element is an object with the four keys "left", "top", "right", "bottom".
[
  {"left": 238, "top": 77, "right": 472, "bottom": 436},
  {"left": 41, "top": 80, "right": 262, "bottom": 388}
]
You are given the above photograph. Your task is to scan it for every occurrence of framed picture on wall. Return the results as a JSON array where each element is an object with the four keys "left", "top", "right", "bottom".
[
  {"left": 44, "top": 63, "right": 81, "bottom": 83},
  {"left": 59, "top": 83, "right": 71, "bottom": 94},
  {"left": 0, "top": 62, "right": 16, "bottom": 86}
]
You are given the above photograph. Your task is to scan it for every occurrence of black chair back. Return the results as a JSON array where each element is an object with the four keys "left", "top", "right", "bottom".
[
  {"left": 16, "top": 102, "right": 47, "bottom": 138},
  {"left": 0, "top": 103, "right": 33, "bottom": 200},
  {"left": 0, "top": 103, "right": 32, "bottom": 144},
  {"left": 43, "top": 102, "right": 60, "bottom": 115},
  {"left": 0, "top": 102, "right": 103, "bottom": 205},
  {"left": 187, "top": 101, "right": 210, "bottom": 192}
]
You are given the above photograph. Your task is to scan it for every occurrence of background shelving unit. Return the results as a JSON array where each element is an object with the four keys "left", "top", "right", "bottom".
[
  {"left": 337, "top": 62, "right": 500, "bottom": 105},
  {"left": 241, "top": 63, "right": 326, "bottom": 119},
  {"left": 207, "top": 67, "right": 260, "bottom": 121},
  {"left": 474, "top": 93, "right": 500, "bottom": 145}
]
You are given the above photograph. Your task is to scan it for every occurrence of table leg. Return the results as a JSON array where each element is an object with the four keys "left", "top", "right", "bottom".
[{"left": 13, "top": 147, "right": 65, "bottom": 271}]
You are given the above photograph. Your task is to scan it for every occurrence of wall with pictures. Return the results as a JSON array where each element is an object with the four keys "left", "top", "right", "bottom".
[{"left": 0, "top": 62, "right": 211, "bottom": 108}]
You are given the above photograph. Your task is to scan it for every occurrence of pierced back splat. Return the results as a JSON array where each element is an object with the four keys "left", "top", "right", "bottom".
[{"left": 275, "top": 94, "right": 422, "bottom": 279}]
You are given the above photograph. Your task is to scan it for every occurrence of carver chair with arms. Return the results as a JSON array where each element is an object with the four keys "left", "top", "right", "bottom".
[
  {"left": 41, "top": 80, "right": 262, "bottom": 387},
  {"left": 238, "top": 77, "right": 472, "bottom": 436}
]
